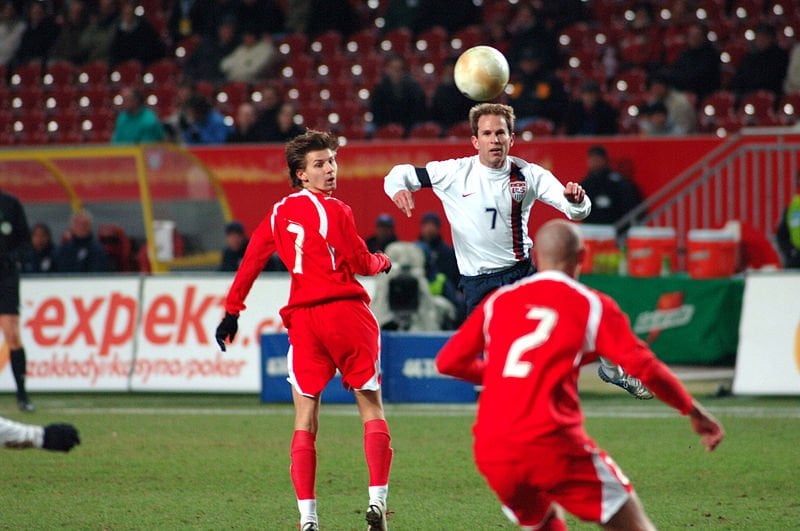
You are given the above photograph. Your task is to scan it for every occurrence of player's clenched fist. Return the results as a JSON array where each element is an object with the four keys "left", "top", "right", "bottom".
[{"left": 215, "top": 312, "right": 239, "bottom": 351}]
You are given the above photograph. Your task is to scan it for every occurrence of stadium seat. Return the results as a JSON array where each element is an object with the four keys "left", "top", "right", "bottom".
[
  {"left": 193, "top": 80, "right": 216, "bottom": 100},
  {"left": 10, "top": 88, "right": 43, "bottom": 115},
  {"left": 280, "top": 54, "right": 314, "bottom": 80},
  {"left": 415, "top": 26, "right": 448, "bottom": 57},
  {"left": 216, "top": 81, "right": 249, "bottom": 111},
  {"left": 373, "top": 123, "right": 405, "bottom": 139},
  {"left": 350, "top": 52, "right": 383, "bottom": 88},
  {"left": 700, "top": 90, "right": 736, "bottom": 127},
  {"left": 276, "top": 32, "right": 309, "bottom": 58},
  {"left": 310, "top": 30, "right": 342, "bottom": 57},
  {"left": 612, "top": 68, "right": 648, "bottom": 99},
  {"left": 77, "top": 61, "right": 109, "bottom": 87},
  {"left": 43, "top": 61, "right": 76, "bottom": 89},
  {"left": 345, "top": 28, "right": 378, "bottom": 56},
  {"left": 78, "top": 86, "right": 111, "bottom": 113},
  {"left": 738, "top": 90, "right": 777, "bottom": 126},
  {"left": 340, "top": 123, "right": 368, "bottom": 140},
  {"left": 449, "top": 25, "right": 484, "bottom": 53},
  {"left": 174, "top": 35, "right": 201, "bottom": 61},
  {"left": 44, "top": 86, "right": 78, "bottom": 115},
  {"left": 379, "top": 27, "right": 413, "bottom": 55},
  {"left": 519, "top": 119, "right": 555, "bottom": 138},
  {"left": 731, "top": 0, "right": 765, "bottom": 20},
  {"left": 445, "top": 121, "right": 473, "bottom": 138},
  {"left": 778, "top": 93, "right": 800, "bottom": 125},
  {"left": 559, "top": 22, "right": 593, "bottom": 52},
  {"left": 9, "top": 62, "right": 42, "bottom": 90},
  {"left": 408, "top": 121, "right": 443, "bottom": 139},
  {"left": 317, "top": 54, "right": 347, "bottom": 80},
  {"left": 143, "top": 58, "right": 178, "bottom": 85},
  {"left": 110, "top": 60, "right": 143, "bottom": 86}
]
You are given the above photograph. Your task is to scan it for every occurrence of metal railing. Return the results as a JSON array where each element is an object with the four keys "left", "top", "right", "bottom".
[{"left": 614, "top": 127, "right": 800, "bottom": 269}]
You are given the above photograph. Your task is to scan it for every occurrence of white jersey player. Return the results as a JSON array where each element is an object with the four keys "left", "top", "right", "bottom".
[{"left": 384, "top": 102, "right": 653, "bottom": 400}]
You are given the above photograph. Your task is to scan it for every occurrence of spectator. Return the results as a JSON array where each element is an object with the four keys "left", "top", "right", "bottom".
[
  {"left": 413, "top": 0, "right": 480, "bottom": 34},
  {"left": 508, "top": 47, "right": 568, "bottom": 127},
  {"left": 111, "top": 86, "right": 166, "bottom": 144},
  {"left": 109, "top": 0, "right": 165, "bottom": 66},
  {"left": 235, "top": 0, "right": 284, "bottom": 37},
  {"left": 638, "top": 101, "right": 680, "bottom": 136},
  {"left": 167, "top": 0, "right": 223, "bottom": 44},
  {"left": 382, "top": 0, "right": 419, "bottom": 32},
  {"left": 227, "top": 102, "right": 264, "bottom": 143},
  {"left": 507, "top": 4, "right": 558, "bottom": 72},
  {"left": 263, "top": 102, "right": 304, "bottom": 142},
  {"left": 369, "top": 54, "right": 427, "bottom": 135},
  {"left": 305, "top": 0, "right": 359, "bottom": 38},
  {"left": 47, "top": 0, "right": 88, "bottom": 65},
  {"left": 580, "top": 145, "right": 643, "bottom": 234},
  {"left": 21, "top": 222, "right": 55, "bottom": 273},
  {"left": 219, "top": 220, "right": 286, "bottom": 272},
  {"left": 617, "top": 1, "right": 664, "bottom": 70},
  {"left": 562, "top": 79, "right": 619, "bottom": 136},
  {"left": 430, "top": 56, "right": 474, "bottom": 131},
  {"left": 730, "top": 22, "right": 789, "bottom": 98},
  {"left": 77, "top": 0, "right": 118, "bottom": 64},
  {"left": 54, "top": 210, "right": 111, "bottom": 273},
  {"left": 283, "top": 0, "right": 309, "bottom": 34},
  {"left": 98, "top": 224, "right": 134, "bottom": 272},
  {"left": 184, "top": 14, "right": 238, "bottom": 83},
  {"left": 783, "top": 42, "right": 800, "bottom": 95},
  {"left": 219, "top": 26, "right": 275, "bottom": 83},
  {"left": 645, "top": 72, "right": 697, "bottom": 134},
  {"left": 253, "top": 83, "right": 283, "bottom": 139},
  {"left": 669, "top": 23, "right": 721, "bottom": 101},
  {"left": 162, "top": 81, "right": 194, "bottom": 143},
  {"left": 12, "top": 0, "right": 58, "bottom": 68},
  {"left": 365, "top": 213, "right": 397, "bottom": 253},
  {"left": 182, "top": 93, "right": 230, "bottom": 144},
  {"left": 0, "top": 0, "right": 25, "bottom": 67},
  {"left": 776, "top": 171, "right": 800, "bottom": 268}
]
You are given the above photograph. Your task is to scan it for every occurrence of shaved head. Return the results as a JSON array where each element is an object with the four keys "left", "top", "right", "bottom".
[{"left": 534, "top": 220, "right": 584, "bottom": 276}]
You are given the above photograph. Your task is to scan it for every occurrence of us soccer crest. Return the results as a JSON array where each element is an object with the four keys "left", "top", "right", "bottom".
[{"left": 510, "top": 181, "right": 527, "bottom": 202}]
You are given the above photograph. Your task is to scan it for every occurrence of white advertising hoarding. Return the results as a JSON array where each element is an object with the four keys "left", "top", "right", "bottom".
[
  {"left": 0, "top": 277, "right": 141, "bottom": 391},
  {"left": 733, "top": 273, "right": 800, "bottom": 395}
]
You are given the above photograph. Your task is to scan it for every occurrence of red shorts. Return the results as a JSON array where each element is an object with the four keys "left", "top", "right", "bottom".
[
  {"left": 286, "top": 299, "right": 381, "bottom": 397},
  {"left": 476, "top": 437, "right": 632, "bottom": 528}
]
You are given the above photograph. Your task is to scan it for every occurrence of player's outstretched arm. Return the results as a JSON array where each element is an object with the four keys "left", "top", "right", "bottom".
[
  {"left": 391, "top": 190, "right": 415, "bottom": 218},
  {"left": 688, "top": 400, "right": 724, "bottom": 452}
]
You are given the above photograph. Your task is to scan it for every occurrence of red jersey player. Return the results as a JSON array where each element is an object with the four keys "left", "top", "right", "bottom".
[
  {"left": 436, "top": 219, "right": 724, "bottom": 530},
  {"left": 214, "top": 131, "right": 393, "bottom": 531}
]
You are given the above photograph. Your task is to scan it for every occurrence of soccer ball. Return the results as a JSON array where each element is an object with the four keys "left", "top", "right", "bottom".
[{"left": 453, "top": 45, "right": 510, "bottom": 101}]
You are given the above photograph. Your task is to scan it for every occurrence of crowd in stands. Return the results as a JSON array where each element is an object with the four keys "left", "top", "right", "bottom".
[{"left": 1, "top": 0, "right": 800, "bottom": 145}]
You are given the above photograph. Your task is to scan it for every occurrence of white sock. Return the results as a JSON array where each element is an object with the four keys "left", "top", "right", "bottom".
[
  {"left": 369, "top": 485, "right": 388, "bottom": 507},
  {"left": 297, "top": 499, "right": 317, "bottom": 525},
  {"left": 599, "top": 358, "right": 624, "bottom": 381}
]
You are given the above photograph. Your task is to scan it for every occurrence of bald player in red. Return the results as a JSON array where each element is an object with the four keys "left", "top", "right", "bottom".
[{"left": 436, "top": 219, "right": 724, "bottom": 530}]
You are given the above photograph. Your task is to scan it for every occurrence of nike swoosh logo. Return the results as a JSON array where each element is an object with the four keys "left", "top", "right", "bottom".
[{"left": 462, "top": 192, "right": 476, "bottom": 197}]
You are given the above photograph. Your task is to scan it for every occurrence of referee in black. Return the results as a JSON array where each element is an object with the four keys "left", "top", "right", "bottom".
[{"left": 0, "top": 189, "right": 34, "bottom": 411}]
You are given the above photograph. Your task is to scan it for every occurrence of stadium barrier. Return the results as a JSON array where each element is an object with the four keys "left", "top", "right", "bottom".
[
  {"left": 0, "top": 272, "right": 745, "bottom": 395},
  {"left": 733, "top": 272, "right": 800, "bottom": 395}
]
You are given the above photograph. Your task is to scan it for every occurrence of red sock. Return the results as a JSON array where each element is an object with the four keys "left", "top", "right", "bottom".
[
  {"left": 290, "top": 430, "right": 316, "bottom": 499},
  {"left": 364, "top": 419, "right": 392, "bottom": 486}
]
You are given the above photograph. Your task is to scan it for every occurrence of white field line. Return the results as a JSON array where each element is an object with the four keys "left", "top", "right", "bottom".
[{"left": 47, "top": 404, "right": 800, "bottom": 419}]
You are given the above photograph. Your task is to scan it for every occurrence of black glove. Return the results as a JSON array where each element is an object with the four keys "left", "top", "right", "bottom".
[
  {"left": 43, "top": 423, "right": 81, "bottom": 452},
  {"left": 215, "top": 312, "right": 238, "bottom": 351}
]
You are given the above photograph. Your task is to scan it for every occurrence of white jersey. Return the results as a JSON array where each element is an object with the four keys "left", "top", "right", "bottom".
[
  {"left": 384, "top": 155, "right": 591, "bottom": 276},
  {"left": 0, "top": 416, "right": 43, "bottom": 449}
]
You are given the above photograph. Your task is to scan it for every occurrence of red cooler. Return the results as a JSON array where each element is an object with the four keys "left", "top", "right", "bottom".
[
  {"left": 578, "top": 224, "right": 618, "bottom": 274},
  {"left": 687, "top": 229, "right": 738, "bottom": 278},
  {"left": 626, "top": 226, "right": 677, "bottom": 277}
]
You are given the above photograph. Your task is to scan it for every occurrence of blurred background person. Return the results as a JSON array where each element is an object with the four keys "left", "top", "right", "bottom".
[
  {"left": 11, "top": 0, "right": 58, "bottom": 68},
  {"left": 182, "top": 93, "right": 230, "bottom": 145},
  {"left": 644, "top": 72, "right": 696, "bottom": 135},
  {"left": 54, "top": 210, "right": 111, "bottom": 273},
  {"left": 416, "top": 211, "right": 463, "bottom": 326},
  {"left": 109, "top": 0, "right": 165, "bottom": 66},
  {"left": 252, "top": 83, "right": 283, "bottom": 139},
  {"left": 0, "top": 0, "right": 25, "bottom": 68},
  {"left": 370, "top": 54, "right": 427, "bottom": 136},
  {"left": 111, "top": 86, "right": 166, "bottom": 144},
  {"left": 668, "top": 23, "right": 721, "bottom": 101},
  {"left": 365, "top": 213, "right": 398, "bottom": 253},
  {"left": 227, "top": 102, "right": 264, "bottom": 143},
  {"left": 776, "top": 172, "right": 800, "bottom": 269},
  {"left": 219, "top": 220, "right": 285, "bottom": 271},
  {"left": 730, "top": 22, "right": 789, "bottom": 98},
  {"left": 21, "top": 222, "right": 55, "bottom": 273},
  {"left": 47, "top": 0, "right": 88, "bottom": 65},
  {"left": 562, "top": 79, "right": 618, "bottom": 136},
  {"left": 184, "top": 14, "right": 238, "bottom": 84},
  {"left": 430, "top": 56, "right": 474, "bottom": 132},
  {"left": 77, "top": 0, "right": 119, "bottom": 64},
  {"left": 220, "top": 25, "right": 275, "bottom": 83},
  {"left": 263, "top": 102, "right": 304, "bottom": 142},
  {"left": 162, "top": 81, "right": 194, "bottom": 143},
  {"left": 508, "top": 47, "right": 567, "bottom": 129},
  {"left": 580, "top": 145, "right": 643, "bottom": 235},
  {"left": 638, "top": 101, "right": 680, "bottom": 136}
]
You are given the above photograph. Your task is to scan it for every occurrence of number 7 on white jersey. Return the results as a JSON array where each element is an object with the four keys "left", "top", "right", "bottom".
[{"left": 503, "top": 307, "right": 558, "bottom": 378}]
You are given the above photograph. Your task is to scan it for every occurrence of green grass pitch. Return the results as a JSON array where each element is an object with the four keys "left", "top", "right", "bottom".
[{"left": 1, "top": 390, "right": 798, "bottom": 530}]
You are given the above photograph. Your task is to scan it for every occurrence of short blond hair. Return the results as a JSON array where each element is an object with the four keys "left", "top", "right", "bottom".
[{"left": 468, "top": 103, "right": 516, "bottom": 136}]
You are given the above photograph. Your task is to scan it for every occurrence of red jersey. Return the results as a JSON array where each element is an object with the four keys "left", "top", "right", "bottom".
[
  {"left": 224, "top": 189, "right": 390, "bottom": 325},
  {"left": 436, "top": 270, "right": 694, "bottom": 458}
]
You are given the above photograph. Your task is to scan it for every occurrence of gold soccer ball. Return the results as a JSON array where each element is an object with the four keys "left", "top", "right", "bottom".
[{"left": 453, "top": 45, "right": 510, "bottom": 101}]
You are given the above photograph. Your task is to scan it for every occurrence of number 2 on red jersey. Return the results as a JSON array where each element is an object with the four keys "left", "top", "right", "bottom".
[{"left": 502, "top": 306, "right": 558, "bottom": 378}]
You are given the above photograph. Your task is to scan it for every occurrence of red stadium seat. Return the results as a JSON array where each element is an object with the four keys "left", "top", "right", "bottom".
[
  {"left": 280, "top": 54, "right": 314, "bottom": 80},
  {"left": 408, "top": 121, "right": 443, "bottom": 139},
  {"left": 445, "top": 121, "right": 473, "bottom": 138},
  {"left": 309, "top": 30, "right": 342, "bottom": 57},
  {"left": 44, "top": 86, "right": 78, "bottom": 115},
  {"left": 373, "top": 123, "right": 406, "bottom": 139},
  {"left": 174, "top": 35, "right": 201, "bottom": 62},
  {"left": 143, "top": 58, "right": 178, "bottom": 85},
  {"left": 78, "top": 85, "right": 111, "bottom": 113},
  {"left": 345, "top": 28, "right": 378, "bottom": 56},
  {"left": 276, "top": 32, "right": 309, "bottom": 58},
  {"left": 216, "top": 81, "right": 249, "bottom": 111},
  {"left": 43, "top": 61, "right": 76, "bottom": 89},
  {"left": 778, "top": 93, "right": 800, "bottom": 125},
  {"left": 700, "top": 90, "right": 736, "bottom": 127},
  {"left": 10, "top": 88, "right": 43, "bottom": 115},
  {"left": 612, "top": 68, "right": 648, "bottom": 99},
  {"left": 379, "top": 27, "right": 413, "bottom": 55},
  {"left": 519, "top": 119, "right": 555, "bottom": 138},
  {"left": 77, "top": 61, "right": 109, "bottom": 87},
  {"left": 449, "top": 25, "right": 484, "bottom": 54},
  {"left": 415, "top": 26, "right": 448, "bottom": 57},
  {"left": 738, "top": 90, "right": 777, "bottom": 125},
  {"left": 9, "top": 62, "right": 42, "bottom": 90},
  {"left": 110, "top": 60, "right": 143, "bottom": 86},
  {"left": 193, "top": 80, "right": 216, "bottom": 100},
  {"left": 317, "top": 54, "right": 348, "bottom": 80}
]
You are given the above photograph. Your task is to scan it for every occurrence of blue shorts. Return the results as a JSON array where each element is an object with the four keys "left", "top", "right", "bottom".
[{"left": 459, "top": 259, "right": 535, "bottom": 316}]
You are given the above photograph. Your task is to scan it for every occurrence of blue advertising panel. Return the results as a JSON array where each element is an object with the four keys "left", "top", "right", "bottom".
[{"left": 260, "top": 333, "right": 355, "bottom": 403}]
